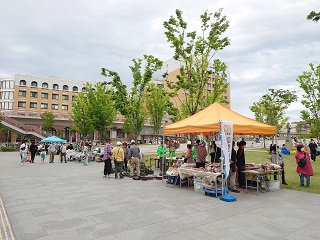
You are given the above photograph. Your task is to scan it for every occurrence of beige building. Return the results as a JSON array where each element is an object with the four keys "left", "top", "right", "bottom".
[{"left": 158, "top": 58, "right": 230, "bottom": 110}]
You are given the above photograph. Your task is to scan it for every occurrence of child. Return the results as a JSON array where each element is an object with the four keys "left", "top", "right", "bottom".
[{"left": 40, "top": 148, "right": 46, "bottom": 164}]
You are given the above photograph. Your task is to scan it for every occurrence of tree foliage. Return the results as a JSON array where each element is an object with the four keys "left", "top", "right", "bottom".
[
  {"left": 249, "top": 89, "right": 298, "bottom": 131},
  {"left": 40, "top": 111, "right": 55, "bottom": 131},
  {"left": 297, "top": 63, "right": 320, "bottom": 138},
  {"left": 71, "top": 91, "right": 95, "bottom": 139},
  {"left": 145, "top": 82, "right": 178, "bottom": 138},
  {"left": 307, "top": 11, "right": 320, "bottom": 22},
  {"left": 163, "top": 9, "right": 230, "bottom": 117},
  {"left": 85, "top": 82, "right": 116, "bottom": 140},
  {"left": 102, "top": 54, "right": 163, "bottom": 141}
]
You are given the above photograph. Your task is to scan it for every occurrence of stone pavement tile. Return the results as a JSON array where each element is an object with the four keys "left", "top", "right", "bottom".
[
  {"left": 283, "top": 227, "right": 320, "bottom": 240},
  {"left": 94, "top": 235, "right": 121, "bottom": 240},
  {"left": 42, "top": 216, "right": 97, "bottom": 235},
  {"left": 59, "top": 208, "right": 110, "bottom": 220},
  {"left": 245, "top": 204, "right": 289, "bottom": 218},
  {"left": 114, "top": 223, "right": 174, "bottom": 240},
  {"left": 3, "top": 199, "right": 25, "bottom": 207},
  {"left": 6, "top": 202, "right": 47, "bottom": 214},
  {"left": 31, "top": 202, "right": 77, "bottom": 217},
  {"left": 121, "top": 212, "right": 170, "bottom": 228},
  {"left": 156, "top": 215, "right": 203, "bottom": 233},
  {"left": 24, "top": 195, "right": 63, "bottom": 204},
  {"left": 34, "top": 231, "right": 86, "bottom": 240},
  {"left": 156, "top": 228, "right": 214, "bottom": 240},
  {"left": 89, "top": 209, "right": 138, "bottom": 224},
  {"left": 216, "top": 232, "right": 254, "bottom": 240},
  {"left": 7, "top": 210, "right": 34, "bottom": 221},
  {"left": 265, "top": 215, "right": 310, "bottom": 229},
  {"left": 76, "top": 219, "right": 133, "bottom": 239},
  {"left": 225, "top": 212, "right": 271, "bottom": 227},
  {"left": 233, "top": 221, "right": 295, "bottom": 239},
  {"left": 2, "top": 193, "right": 41, "bottom": 202},
  {"left": 190, "top": 208, "right": 235, "bottom": 222},
  {"left": 194, "top": 218, "right": 246, "bottom": 239},
  {"left": 13, "top": 225, "right": 47, "bottom": 240},
  {"left": 281, "top": 207, "right": 320, "bottom": 222},
  {"left": 11, "top": 213, "right": 65, "bottom": 228}
]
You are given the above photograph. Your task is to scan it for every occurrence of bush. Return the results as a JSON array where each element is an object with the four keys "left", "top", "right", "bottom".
[{"left": 1, "top": 146, "right": 17, "bottom": 152}]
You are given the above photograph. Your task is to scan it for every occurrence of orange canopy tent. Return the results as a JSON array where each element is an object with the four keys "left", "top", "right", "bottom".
[{"left": 164, "top": 102, "right": 276, "bottom": 136}]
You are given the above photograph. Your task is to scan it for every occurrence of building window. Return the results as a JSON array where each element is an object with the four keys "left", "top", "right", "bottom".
[
  {"left": 53, "top": 84, "right": 59, "bottom": 90},
  {"left": 18, "top": 90, "right": 26, "bottom": 97},
  {"left": 30, "top": 102, "right": 37, "bottom": 108},
  {"left": 52, "top": 104, "right": 59, "bottom": 110},
  {"left": 52, "top": 93, "right": 59, "bottom": 100},
  {"left": 30, "top": 91, "right": 38, "bottom": 98},
  {"left": 224, "top": 96, "right": 227, "bottom": 100},
  {"left": 72, "top": 95, "right": 77, "bottom": 101},
  {"left": 18, "top": 101, "right": 26, "bottom": 107},
  {"left": 41, "top": 103, "right": 48, "bottom": 109},
  {"left": 63, "top": 85, "right": 69, "bottom": 91},
  {"left": 62, "top": 95, "right": 69, "bottom": 100},
  {"left": 73, "top": 86, "right": 78, "bottom": 92},
  {"left": 62, "top": 105, "right": 68, "bottom": 110},
  {"left": 42, "top": 82, "right": 48, "bottom": 88},
  {"left": 31, "top": 81, "right": 38, "bottom": 87},
  {"left": 81, "top": 87, "right": 86, "bottom": 92},
  {"left": 19, "top": 80, "right": 26, "bottom": 86},
  {"left": 207, "top": 83, "right": 211, "bottom": 87},
  {"left": 41, "top": 92, "right": 48, "bottom": 99}
]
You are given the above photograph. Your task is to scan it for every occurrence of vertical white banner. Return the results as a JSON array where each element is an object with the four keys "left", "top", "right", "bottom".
[{"left": 221, "top": 121, "right": 233, "bottom": 177}]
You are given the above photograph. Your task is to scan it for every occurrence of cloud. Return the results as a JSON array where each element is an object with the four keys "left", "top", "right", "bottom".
[{"left": 0, "top": 0, "right": 319, "bottom": 123}]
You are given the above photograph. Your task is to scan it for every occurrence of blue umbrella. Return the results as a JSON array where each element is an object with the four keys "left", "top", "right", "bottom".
[{"left": 40, "top": 136, "right": 67, "bottom": 143}]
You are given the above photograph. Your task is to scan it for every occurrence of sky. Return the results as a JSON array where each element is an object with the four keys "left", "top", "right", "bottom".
[{"left": 1, "top": 0, "right": 319, "bottom": 122}]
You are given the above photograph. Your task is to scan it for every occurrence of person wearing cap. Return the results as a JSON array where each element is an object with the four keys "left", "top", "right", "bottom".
[
  {"left": 112, "top": 142, "right": 125, "bottom": 179},
  {"left": 236, "top": 140, "right": 247, "bottom": 188},
  {"left": 129, "top": 140, "right": 141, "bottom": 178},
  {"left": 103, "top": 138, "right": 113, "bottom": 178}
]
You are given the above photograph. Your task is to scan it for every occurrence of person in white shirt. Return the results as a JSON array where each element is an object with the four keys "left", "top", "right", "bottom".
[
  {"left": 20, "top": 140, "right": 28, "bottom": 166},
  {"left": 60, "top": 142, "right": 67, "bottom": 163}
]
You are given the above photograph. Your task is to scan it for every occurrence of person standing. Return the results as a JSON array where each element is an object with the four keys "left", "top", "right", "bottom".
[
  {"left": 60, "top": 142, "right": 67, "bottom": 163},
  {"left": 236, "top": 140, "right": 247, "bottom": 188},
  {"left": 83, "top": 144, "right": 89, "bottom": 166},
  {"left": 184, "top": 144, "right": 193, "bottom": 163},
  {"left": 103, "top": 139, "right": 113, "bottom": 178},
  {"left": 122, "top": 142, "right": 131, "bottom": 170},
  {"left": 195, "top": 141, "right": 207, "bottom": 168},
  {"left": 296, "top": 144, "right": 314, "bottom": 187},
  {"left": 308, "top": 139, "right": 317, "bottom": 162},
  {"left": 20, "top": 140, "right": 28, "bottom": 166},
  {"left": 229, "top": 141, "right": 240, "bottom": 193},
  {"left": 112, "top": 142, "right": 125, "bottom": 179},
  {"left": 29, "top": 141, "right": 38, "bottom": 163},
  {"left": 129, "top": 140, "right": 140, "bottom": 178},
  {"left": 157, "top": 141, "right": 167, "bottom": 175},
  {"left": 48, "top": 142, "right": 57, "bottom": 163}
]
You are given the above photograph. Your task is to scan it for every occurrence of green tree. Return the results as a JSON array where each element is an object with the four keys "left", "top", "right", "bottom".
[
  {"left": 145, "top": 82, "right": 178, "bottom": 141},
  {"left": 163, "top": 9, "right": 230, "bottom": 117},
  {"left": 297, "top": 63, "right": 320, "bottom": 138},
  {"left": 249, "top": 89, "right": 298, "bottom": 131},
  {"left": 85, "top": 82, "right": 116, "bottom": 141},
  {"left": 102, "top": 54, "right": 163, "bottom": 141},
  {"left": 71, "top": 92, "right": 95, "bottom": 140},
  {"left": 40, "top": 111, "right": 55, "bottom": 132},
  {"left": 307, "top": 11, "right": 320, "bottom": 22}
]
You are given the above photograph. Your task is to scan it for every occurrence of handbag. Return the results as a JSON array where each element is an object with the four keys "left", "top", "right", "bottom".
[{"left": 298, "top": 152, "right": 307, "bottom": 168}]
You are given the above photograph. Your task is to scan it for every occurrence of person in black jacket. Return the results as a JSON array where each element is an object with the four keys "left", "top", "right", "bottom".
[
  {"left": 236, "top": 140, "right": 247, "bottom": 188},
  {"left": 229, "top": 141, "right": 240, "bottom": 193},
  {"left": 29, "top": 141, "right": 38, "bottom": 163},
  {"left": 308, "top": 139, "right": 317, "bottom": 162}
]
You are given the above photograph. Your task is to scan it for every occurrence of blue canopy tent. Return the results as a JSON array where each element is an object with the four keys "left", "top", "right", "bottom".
[{"left": 40, "top": 136, "right": 67, "bottom": 143}]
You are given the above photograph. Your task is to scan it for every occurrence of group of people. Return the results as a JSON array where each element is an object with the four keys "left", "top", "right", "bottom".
[{"left": 102, "top": 139, "right": 141, "bottom": 179}]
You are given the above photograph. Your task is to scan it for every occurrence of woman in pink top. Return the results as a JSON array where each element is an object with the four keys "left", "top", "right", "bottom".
[{"left": 295, "top": 144, "right": 314, "bottom": 187}]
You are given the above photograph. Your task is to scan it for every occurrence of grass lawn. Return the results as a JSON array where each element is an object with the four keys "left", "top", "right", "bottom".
[{"left": 143, "top": 149, "right": 320, "bottom": 194}]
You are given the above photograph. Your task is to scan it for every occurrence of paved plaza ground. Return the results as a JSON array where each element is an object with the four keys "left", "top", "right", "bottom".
[{"left": 1, "top": 151, "right": 320, "bottom": 240}]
